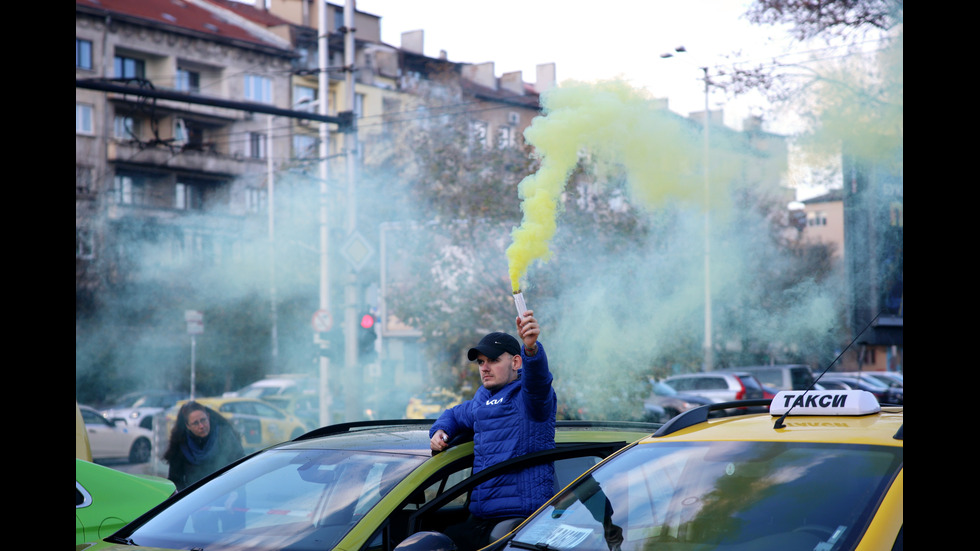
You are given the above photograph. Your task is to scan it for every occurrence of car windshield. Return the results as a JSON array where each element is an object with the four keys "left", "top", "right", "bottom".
[
  {"left": 120, "top": 448, "right": 427, "bottom": 551},
  {"left": 652, "top": 382, "right": 677, "bottom": 397},
  {"left": 511, "top": 441, "right": 902, "bottom": 551}
]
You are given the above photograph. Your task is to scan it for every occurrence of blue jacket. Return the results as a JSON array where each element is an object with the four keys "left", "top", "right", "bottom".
[{"left": 431, "top": 343, "right": 557, "bottom": 519}]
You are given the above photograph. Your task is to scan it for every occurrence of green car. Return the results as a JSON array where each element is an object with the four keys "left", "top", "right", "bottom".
[
  {"left": 76, "top": 459, "right": 176, "bottom": 546},
  {"left": 78, "top": 419, "right": 657, "bottom": 550}
]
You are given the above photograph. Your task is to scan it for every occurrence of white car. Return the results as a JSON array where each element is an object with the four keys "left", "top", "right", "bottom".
[
  {"left": 100, "top": 390, "right": 187, "bottom": 431},
  {"left": 79, "top": 404, "right": 153, "bottom": 463},
  {"left": 223, "top": 375, "right": 315, "bottom": 399}
]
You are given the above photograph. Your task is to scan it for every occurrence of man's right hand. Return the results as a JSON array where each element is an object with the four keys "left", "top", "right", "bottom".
[{"left": 430, "top": 429, "right": 450, "bottom": 452}]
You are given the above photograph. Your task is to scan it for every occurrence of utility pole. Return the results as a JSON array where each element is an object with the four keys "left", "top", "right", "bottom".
[
  {"left": 342, "top": 0, "right": 362, "bottom": 421},
  {"left": 267, "top": 114, "right": 279, "bottom": 373},
  {"left": 701, "top": 66, "right": 713, "bottom": 372},
  {"left": 316, "top": 0, "right": 333, "bottom": 427},
  {"left": 659, "top": 47, "right": 714, "bottom": 372}
]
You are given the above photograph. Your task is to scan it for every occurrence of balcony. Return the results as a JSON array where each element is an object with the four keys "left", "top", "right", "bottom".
[{"left": 108, "top": 140, "right": 261, "bottom": 177}]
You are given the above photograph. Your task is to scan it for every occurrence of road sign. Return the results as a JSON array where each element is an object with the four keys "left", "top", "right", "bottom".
[
  {"left": 185, "top": 310, "right": 204, "bottom": 335},
  {"left": 341, "top": 232, "right": 374, "bottom": 271},
  {"left": 312, "top": 309, "right": 333, "bottom": 332}
]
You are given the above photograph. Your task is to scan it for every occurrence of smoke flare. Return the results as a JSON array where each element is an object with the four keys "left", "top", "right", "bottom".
[{"left": 506, "top": 79, "right": 702, "bottom": 292}]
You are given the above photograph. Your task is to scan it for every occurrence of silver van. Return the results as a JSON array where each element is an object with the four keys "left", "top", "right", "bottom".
[{"left": 717, "top": 364, "right": 815, "bottom": 391}]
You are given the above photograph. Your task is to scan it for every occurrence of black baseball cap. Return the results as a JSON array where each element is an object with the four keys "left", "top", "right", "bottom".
[{"left": 467, "top": 332, "right": 521, "bottom": 361}]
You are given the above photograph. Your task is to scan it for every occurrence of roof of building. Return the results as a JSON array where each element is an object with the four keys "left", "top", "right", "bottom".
[
  {"left": 76, "top": 0, "right": 292, "bottom": 52},
  {"left": 803, "top": 188, "right": 845, "bottom": 204}
]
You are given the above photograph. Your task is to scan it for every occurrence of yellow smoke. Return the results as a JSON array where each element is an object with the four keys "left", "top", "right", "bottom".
[{"left": 506, "top": 79, "right": 703, "bottom": 292}]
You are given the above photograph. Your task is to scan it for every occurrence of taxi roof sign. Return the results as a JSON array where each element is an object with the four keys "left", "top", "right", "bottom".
[{"left": 771, "top": 390, "right": 881, "bottom": 416}]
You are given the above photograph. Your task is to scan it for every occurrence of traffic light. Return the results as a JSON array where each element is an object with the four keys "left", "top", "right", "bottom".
[{"left": 358, "top": 312, "right": 378, "bottom": 362}]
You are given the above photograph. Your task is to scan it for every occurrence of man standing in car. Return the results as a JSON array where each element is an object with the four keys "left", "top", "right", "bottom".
[{"left": 430, "top": 309, "right": 557, "bottom": 549}]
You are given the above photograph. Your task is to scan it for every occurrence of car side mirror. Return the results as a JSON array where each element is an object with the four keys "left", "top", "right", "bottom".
[{"left": 394, "top": 531, "right": 457, "bottom": 550}]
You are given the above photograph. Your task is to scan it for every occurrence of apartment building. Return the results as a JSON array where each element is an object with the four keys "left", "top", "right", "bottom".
[
  {"left": 76, "top": 0, "right": 298, "bottom": 299},
  {"left": 800, "top": 189, "right": 845, "bottom": 259},
  {"left": 76, "top": 0, "right": 554, "bottom": 411}
]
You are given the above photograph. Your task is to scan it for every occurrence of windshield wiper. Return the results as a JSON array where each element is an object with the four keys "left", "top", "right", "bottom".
[{"left": 510, "top": 541, "right": 561, "bottom": 550}]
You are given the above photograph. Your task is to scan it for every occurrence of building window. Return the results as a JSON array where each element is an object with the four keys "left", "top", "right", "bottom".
[
  {"left": 807, "top": 211, "right": 827, "bottom": 227},
  {"left": 249, "top": 132, "right": 267, "bottom": 159},
  {"left": 114, "top": 55, "right": 145, "bottom": 79},
  {"left": 354, "top": 93, "right": 365, "bottom": 118},
  {"left": 176, "top": 68, "right": 200, "bottom": 93},
  {"left": 76, "top": 165, "right": 95, "bottom": 194},
  {"left": 246, "top": 188, "right": 267, "bottom": 214},
  {"left": 76, "top": 39, "right": 93, "bottom": 70},
  {"left": 114, "top": 115, "right": 140, "bottom": 140},
  {"left": 293, "top": 134, "right": 317, "bottom": 159},
  {"left": 76, "top": 103, "right": 94, "bottom": 134},
  {"left": 76, "top": 226, "right": 95, "bottom": 259},
  {"left": 294, "top": 85, "right": 316, "bottom": 110},
  {"left": 244, "top": 74, "right": 272, "bottom": 103},
  {"left": 176, "top": 119, "right": 207, "bottom": 150},
  {"left": 112, "top": 174, "right": 147, "bottom": 205},
  {"left": 175, "top": 182, "right": 202, "bottom": 210},
  {"left": 497, "top": 125, "right": 514, "bottom": 148},
  {"left": 470, "top": 120, "right": 488, "bottom": 147}
]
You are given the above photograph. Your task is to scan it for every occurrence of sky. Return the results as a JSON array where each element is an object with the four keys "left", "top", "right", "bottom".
[{"left": 354, "top": 0, "right": 804, "bottom": 134}]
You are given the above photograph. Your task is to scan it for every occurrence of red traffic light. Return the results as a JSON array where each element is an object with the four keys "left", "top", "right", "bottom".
[{"left": 360, "top": 313, "right": 376, "bottom": 329}]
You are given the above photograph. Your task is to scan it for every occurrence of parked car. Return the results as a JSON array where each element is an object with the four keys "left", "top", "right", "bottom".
[
  {"left": 261, "top": 393, "right": 321, "bottom": 431},
  {"left": 77, "top": 401, "right": 92, "bottom": 462},
  {"left": 100, "top": 389, "right": 187, "bottom": 431},
  {"left": 480, "top": 389, "right": 903, "bottom": 551},
  {"left": 168, "top": 397, "right": 309, "bottom": 453},
  {"left": 223, "top": 374, "right": 316, "bottom": 398},
  {"left": 642, "top": 379, "right": 714, "bottom": 422},
  {"left": 404, "top": 387, "right": 464, "bottom": 419},
  {"left": 81, "top": 419, "right": 659, "bottom": 551},
  {"left": 820, "top": 375, "right": 903, "bottom": 405},
  {"left": 662, "top": 371, "right": 767, "bottom": 406},
  {"left": 79, "top": 404, "right": 154, "bottom": 463},
  {"left": 715, "top": 364, "right": 815, "bottom": 391},
  {"left": 76, "top": 458, "right": 175, "bottom": 545},
  {"left": 840, "top": 370, "right": 903, "bottom": 389}
]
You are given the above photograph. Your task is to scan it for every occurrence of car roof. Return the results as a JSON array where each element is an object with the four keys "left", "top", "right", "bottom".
[
  {"left": 666, "top": 371, "right": 755, "bottom": 378},
  {"left": 647, "top": 407, "right": 902, "bottom": 445},
  {"left": 716, "top": 365, "right": 811, "bottom": 372},
  {"left": 646, "top": 390, "right": 903, "bottom": 446},
  {"left": 283, "top": 419, "right": 659, "bottom": 453}
]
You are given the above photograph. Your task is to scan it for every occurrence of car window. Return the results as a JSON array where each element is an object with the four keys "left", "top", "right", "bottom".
[
  {"left": 747, "top": 370, "right": 782, "bottom": 387},
  {"left": 81, "top": 408, "right": 113, "bottom": 427},
  {"left": 667, "top": 378, "right": 692, "bottom": 391},
  {"left": 790, "top": 368, "right": 814, "bottom": 389},
  {"left": 120, "top": 448, "right": 427, "bottom": 551},
  {"left": 513, "top": 441, "right": 902, "bottom": 550},
  {"left": 694, "top": 377, "right": 725, "bottom": 390},
  {"left": 736, "top": 375, "right": 763, "bottom": 392},
  {"left": 253, "top": 401, "right": 286, "bottom": 420}
]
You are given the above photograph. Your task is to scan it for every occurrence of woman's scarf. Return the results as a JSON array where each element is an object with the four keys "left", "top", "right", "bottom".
[{"left": 181, "top": 419, "right": 221, "bottom": 464}]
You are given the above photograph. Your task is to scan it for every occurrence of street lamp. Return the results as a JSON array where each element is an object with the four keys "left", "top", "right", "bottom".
[{"left": 661, "top": 46, "right": 715, "bottom": 371}]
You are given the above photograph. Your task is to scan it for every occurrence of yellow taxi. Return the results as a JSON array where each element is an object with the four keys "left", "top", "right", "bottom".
[
  {"left": 168, "top": 397, "right": 309, "bottom": 453},
  {"left": 478, "top": 389, "right": 903, "bottom": 550},
  {"left": 405, "top": 387, "right": 464, "bottom": 419}
]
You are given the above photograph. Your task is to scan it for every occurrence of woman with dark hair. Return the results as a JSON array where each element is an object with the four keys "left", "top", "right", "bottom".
[{"left": 163, "top": 401, "right": 244, "bottom": 491}]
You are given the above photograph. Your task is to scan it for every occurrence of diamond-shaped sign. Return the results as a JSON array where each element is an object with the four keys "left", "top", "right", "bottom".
[{"left": 341, "top": 232, "right": 374, "bottom": 271}]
